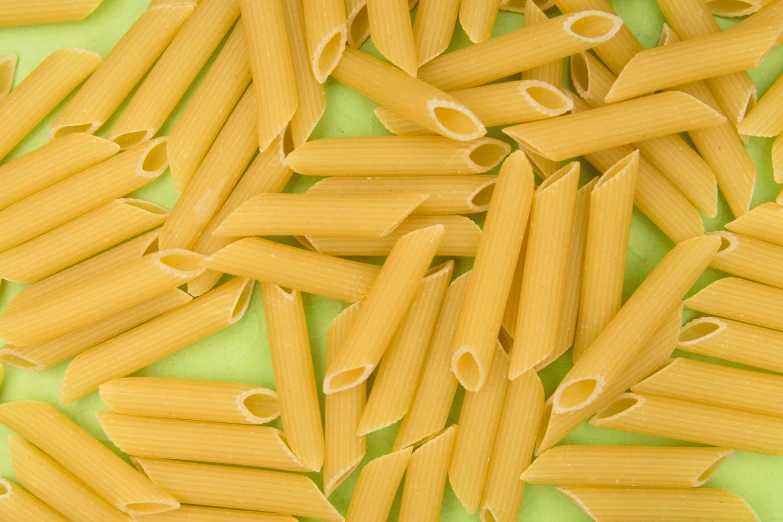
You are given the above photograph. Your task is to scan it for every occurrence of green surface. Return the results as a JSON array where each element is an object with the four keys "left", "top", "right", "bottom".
[{"left": 0, "top": 1, "right": 782, "bottom": 520}]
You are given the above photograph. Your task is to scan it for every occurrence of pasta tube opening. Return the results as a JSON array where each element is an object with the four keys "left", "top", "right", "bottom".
[
  {"left": 570, "top": 53, "right": 589, "bottom": 98},
  {"left": 0, "top": 350, "right": 40, "bottom": 370},
  {"left": 468, "top": 139, "right": 512, "bottom": 171},
  {"left": 467, "top": 178, "right": 497, "bottom": 212},
  {"left": 522, "top": 81, "right": 573, "bottom": 115},
  {"left": 52, "top": 122, "right": 99, "bottom": 138},
  {"left": 125, "top": 501, "right": 180, "bottom": 515},
  {"left": 564, "top": 11, "right": 624, "bottom": 42},
  {"left": 0, "top": 54, "right": 15, "bottom": 98},
  {"left": 534, "top": 398, "right": 554, "bottom": 455},
  {"left": 324, "top": 366, "right": 373, "bottom": 393},
  {"left": 429, "top": 101, "right": 486, "bottom": 141},
  {"left": 347, "top": 1, "right": 370, "bottom": 48},
  {"left": 557, "top": 488, "right": 597, "bottom": 519},
  {"left": 452, "top": 349, "right": 484, "bottom": 391},
  {"left": 123, "top": 199, "right": 169, "bottom": 216},
  {"left": 138, "top": 138, "right": 169, "bottom": 177},
  {"left": 706, "top": 0, "right": 762, "bottom": 16},
  {"left": 591, "top": 393, "right": 642, "bottom": 422},
  {"left": 229, "top": 278, "right": 254, "bottom": 323},
  {"left": 678, "top": 317, "right": 726, "bottom": 345},
  {"left": 0, "top": 479, "right": 9, "bottom": 496},
  {"left": 695, "top": 452, "right": 733, "bottom": 486},
  {"left": 154, "top": 250, "right": 205, "bottom": 276},
  {"left": 237, "top": 388, "right": 281, "bottom": 423},
  {"left": 555, "top": 378, "right": 599, "bottom": 411},
  {"left": 711, "top": 231, "right": 739, "bottom": 256},
  {"left": 314, "top": 28, "right": 347, "bottom": 83},
  {"left": 282, "top": 126, "right": 295, "bottom": 157},
  {"left": 115, "top": 130, "right": 153, "bottom": 150}
]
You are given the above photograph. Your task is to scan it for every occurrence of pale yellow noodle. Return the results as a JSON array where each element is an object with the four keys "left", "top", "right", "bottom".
[
  {"left": 459, "top": 0, "right": 501, "bottom": 43},
  {"left": 739, "top": 74, "right": 783, "bottom": 137},
  {"left": 685, "top": 277, "right": 783, "bottom": 331},
  {"left": 0, "top": 478, "right": 66, "bottom": 522},
  {"left": 707, "top": 0, "right": 774, "bottom": 15},
  {"left": 500, "top": 228, "right": 527, "bottom": 341},
  {"left": 707, "top": 231, "right": 783, "bottom": 289},
  {"left": 726, "top": 202, "right": 783, "bottom": 247},
  {"left": 302, "top": 0, "right": 347, "bottom": 82},
  {"left": 412, "top": 0, "right": 460, "bottom": 66},
  {"left": 346, "top": 449, "right": 412, "bottom": 522},
  {"left": 731, "top": 0, "right": 783, "bottom": 34},
  {"left": 367, "top": 0, "right": 417, "bottom": 75},
  {"left": 503, "top": 0, "right": 556, "bottom": 12},
  {"left": 139, "top": 506, "right": 295, "bottom": 522},
  {"left": 775, "top": 135, "right": 783, "bottom": 184},
  {"left": 345, "top": 0, "right": 370, "bottom": 48},
  {"left": 0, "top": 53, "right": 16, "bottom": 99},
  {"left": 522, "top": 0, "right": 563, "bottom": 85},
  {"left": 525, "top": 148, "right": 561, "bottom": 180},
  {"left": 0, "top": 0, "right": 101, "bottom": 26}
]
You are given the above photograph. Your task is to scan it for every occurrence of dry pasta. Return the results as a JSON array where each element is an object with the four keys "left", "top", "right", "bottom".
[
  {"left": 412, "top": 0, "right": 460, "bottom": 66},
  {"left": 707, "top": 231, "right": 783, "bottom": 289},
  {"left": 302, "top": 0, "right": 347, "bottom": 82},
  {"left": 0, "top": 478, "right": 66, "bottom": 522},
  {"left": 0, "top": 53, "right": 16, "bottom": 99},
  {"left": 726, "top": 202, "right": 783, "bottom": 247},
  {"left": 503, "top": 0, "right": 555, "bottom": 12},
  {"left": 0, "top": 0, "right": 101, "bottom": 27},
  {"left": 685, "top": 277, "right": 783, "bottom": 331},
  {"left": 346, "top": 449, "right": 412, "bottom": 522},
  {"left": 522, "top": 0, "right": 563, "bottom": 86},
  {"left": 139, "top": 506, "right": 295, "bottom": 521},
  {"left": 707, "top": 0, "right": 774, "bottom": 15},
  {"left": 459, "top": 0, "right": 501, "bottom": 43},
  {"left": 739, "top": 74, "right": 783, "bottom": 137},
  {"left": 775, "top": 135, "right": 783, "bottom": 183},
  {"left": 367, "top": 0, "right": 417, "bottom": 75},
  {"left": 345, "top": 0, "right": 370, "bottom": 48}
]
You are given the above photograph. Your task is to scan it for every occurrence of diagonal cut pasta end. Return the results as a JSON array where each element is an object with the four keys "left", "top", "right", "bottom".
[
  {"left": 552, "top": 376, "right": 604, "bottom": 414},
  {"left": 677, "top": 317, "right": 726, "bottom": 347},
  {"left": 465, "top": 138, "right": 512, "bottom": 173},
  {"left": 236, "top": 387, "right": 281, "bottom": 424},
  {"left": 563, "top": 10, "right": 624, "bottom": 43},
  {"left": 0, "top": 54, "right": 16, "bottom": 98},
  {"left": 451, "top": 346, "right": 486, "bottom": 392},
  {"left": 589, "top": 392, "right": 644, "bottom": 427},
  {"left": 313, "top": 26, "right": 348, "bottom": 83},
  {"left": 152, "top": 249, "right": 206, "bottom": 278},
  {"left": 519, "top": 80, "right": 574, "bottom": 117},
  {"left": 427, "top": 99, "right": 486, "bottom": 141},
  {"left": 136, "top": 137, "right": 169, "bottom": 178},
  {"left": 346, "top": 0, "right": 369, "bottom": 49},
  {"left": 0, "top": 347, "right": 43, "bottom": 371}
]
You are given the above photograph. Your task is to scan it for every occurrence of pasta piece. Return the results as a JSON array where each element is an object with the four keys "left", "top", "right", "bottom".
[
  {"left": 459, "top": 0, "right": 501, "bottom": 43},
  {"left": 503, "top": 0, "right": 555, "bottom": 12},
  {"left": 417, "top": 11, "right": 622, "bottom": 90},
  {"left": 324, "top": 303, "right": 366, "bottom": 496},
  {"left": 560, "top": 487, "right": 760, "bottom": 522},
  {"left": 302, "top": 0, "right": 347, "bottom": 82},
  {"left": 731, "top": 0, "right": 783, "bottom": 38},
  {"left": 159, "top": 89, "right": 258, "bottom": 251},
  {"left": 61, "top": 278, "right": 253, "bottom": 403},
  {"left": 451, "top": 152, "right": 535, "bottom": 391},
  {"left": 677, "top": 317, "right": 783, "bottom": 373},
  {"left": 501, "top": 229, "right": 529, "bottom": 339},
  {"left": 523, "top": 446, "right": 732, "bottom": 487},
  {"left": 346, "top": 449, "right": 412, "bottom": 522},
  {"left": 394, "top": 272, "right": 470, "bottom": 450},
  {"left": 686, "top": 277, "right": 783, "bottom": 331},
  {"left": 375, "top": 80, "right": 573, "bottom": 134},
  {"left": 726, "top": 202, "right": 783, "bottom": 247},
  {"left": 412, "top": 0, "right": 460, "bottom": 66},
  {"left": 0, "top": 133, "right": 119, "bottom": 210},
  {"left": 525, "top": 147, "right": 561, "bottom": 179},
  {"left": 98, "top": 413, "right": 308, "bottom": 472},
  {"left": 140, "top": 506, "right": 295, "bottom": 521},
  {"left": 345, "top": 0, "right": 370, "bottom": 48},
  {"left": 398, "top": 426, "right": 458, "bottom": 522},
  {"left": 0, "top": 480, "right": 66, "bottom": 521},
  {"left": 204, "top": 238, "right": 380, "bottom": 302},
  {"left": 592, "top": 392, "right": 783, "bottom": 455},
  {"left": 707, "top": 0, "right": 774, "bottom": 15},
  {"left": 776, "top": 134, "right": 783, "bottom": 185},
  {"left": 240, "top": 0, "right": 298, "bottom": 150},
  {"left": 260, "top": 284, "right": 324, "bottom": 471},
  {"left": 551, "top": 236, "right": 719, "bottom": 414},
  {"left": 168, "top": 23, "right": 251, "bottom": 191},
  {"left": 134, "top": 459, "right": 342, "bottom": 521},
  {"left": 450, "top": 347, "right": 509, "bottom": 514},
  {"left": 9, "top": 436, "right": 129, "bottom": 522},
  {"left": 707, "top": 231, "right": 783, "bottom": 289},
  {"left": 323, "top": 225, "right": 444, "bottom": 393},
  {"left": 286, "top": 136, "right": 510, "bottom": 175},
  {"left": 215, "top": 193, "right": 428, "bottom": 238},
  {"left": 573, "top": 151, "right": 638, "bottom": 362},
  {"left": 0, "top": 53, "right": 17, "bottom": 100},
  {"left": 367, "top": 0, "right": 417, "bottom": 75},
  {"left": 0, "top": 289, "right": 191, "bottom": 371},
  {"left": 0, "top": 199, "right": 167, "bottom": 283},
  {"left": 359, "top": 262, "right": 453, "bottom": 434},
  {"left": 739, "top": 74, "right": 783, "bottom": 137},
  {"left": 306, "top": 175, "right": 497, "bottom": 215},
  {"left": 50, "top": 3, "right": 194, "bottom": 139},
  {"left": 509, "top": 162, "right": 579, "bottom": 378},
  {"left": 481, "top": 371, "right": 544, "bottom": 522},
  {"left": 100, "top": 377, "right": 279, "bottom": 424},
  {"left": 0, "top": 138, "right": 168, "bottom": 253},
  {"left": 570, "top": 51, "right": 612, "bottom": 108},
  {"left": 504, "top": 92, "right": 726, "bottom": 161},
  {"left": 0, "top": 401, "right": 178, "bottom": 516},
  {"left": 108, "top": 0, "right": 239, "bottom": 149},
  {"left": 0, "top": 48, "right": 101, "bottom": 161},
  {"left": 522, "top": 0, "right": 563, "bottom": 85},
  {"left": 0, "top": 0, "right": 100, "bottom": 26}
]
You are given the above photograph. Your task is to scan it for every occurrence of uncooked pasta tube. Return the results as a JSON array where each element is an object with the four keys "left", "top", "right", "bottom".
[
  {"left": 0, "top": 53, "right": 15, "bottom": 100},
  {"left": 726, "top": 202, "right": 783, "bottom": 247},
  {"left": 0, "top": 478, "right": 66, "bottom": 521},
  {"left": 685, "top": 277, "right": 783, "bottom": 331},
  {"left": 302, "top": 0, "right": 347, "bottom": 82},
  {"left": 0, "top": 0, "right": 101, "bottom": 27},
  {"left": 522, "top": 0, "right": 563, "bottom": 86},
  {"left": 367, "top": 0, "right": 417, "bottom": 75},
  {"left": 707, "top": 0, "right": 774, "bottom": 15},
  {"left": 412, "top": 0, "right": 460, "bottom": 66},
  {"left": 345, "top": 0, "right": 370, "bottom": 48},
  {"left": 346, "top": 449, "right": 412, "bottom": 522},
  {"left": 459, "top": 0, "right": 501, "bottom": 43},
  {"left": 707, "top": 231, "right": 783, "bottom": 289},
  {"left": 139, "top": 507, "right": 294, "bottom": 521},
  {"left": 739, "top": 73, "right": 783, "bottom": 137}
]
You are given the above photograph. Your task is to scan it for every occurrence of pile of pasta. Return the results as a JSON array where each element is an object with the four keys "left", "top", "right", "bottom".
[{"left": 0, "top": 0, "right": 782, "bottom": 520}]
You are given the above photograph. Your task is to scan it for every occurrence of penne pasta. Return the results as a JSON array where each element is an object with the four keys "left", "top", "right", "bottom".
[
  {"left": 0, "top": 0, "right": 101, "bottom": 26},
  {"left": 739, "top": 74, "right": 783, "bottom": 137},
  {"left": 523, "top": 445, "right": 732, "bottom": 488},
  {"left": 0, "top": 478, "right": 66, "bottom": 522},
  {"left": 0, "top": 401, "right": 179, "bottom": 516},
  {"left": 139, "top": 506, "right": 295, "bottom": 521},
  {"left": 417, "top": 11, "right": 622, "bottom": 91},
  {"left": 731, "top": 0, "right": 783, "bottom": 38},
  {"left": 0, "top": 48, "right": 101, "bottom": 162},
  {"left": 134, "top": 458, "right": 342, "bottom": 521},
  {"left": 706, "top": 0, "right": 773, "bottom": 15},
  {"left": 592, "top": 392, "right": 783, "bottom": 455},
  {"left": 677, "top": 317, "right": 783, "bottom": 373},
  {"left": 570, "top": 51, "right": 613, "bottom": 108},
  {"left": 359, "top": 261, "right": 453, "bottom": 434},
  {"left": 775, "top": 135, "right": 783, "bottom": 184},
  {"left": 286, "top": 136, "right": 510, "bottom": 175},
  {"left": 522, "top": 0, "right": 563, "bottom": 85},
  {"left": 50, "top": 3, "right": 194, "bottom": 139},
  {"left": 323, "top": 225, "right": 444, "bottom": 393},
  {"left": 61, "top": 278, "right": 253, "bottom": 403},
  {"left": 708, "top": 231, "right": 783, "bottom": 289},
  {"left": 573, "top": 151, "right": 638, "bottom": 362},
  {"left": 726, "top": 202, "right": 783, "bottom": 247},
  {"left": 108, "top": 0, "right": 239, "bottom": 149},
  {"left": 481, "top": 371, "right": 544, "bottom": 522},
  {"left": 0, "top": 138, "right": 168, "bottom": 253},
  {"left": 346, "top": 448, "right": 412, "bottom": 522},
  {"left": 367, "top": 0, "right": 417, "bottom": 75},
  {"left": 685, "top": 277, "right": 783, "bottom": 331},
  {"left": 0, "top": 133, "right": 119, "bottom": 211},
  {"left": 302, "top": 0, "right": 347, "bottom": 82},
  {"left": 412, "top": 0, "right": 460, "bottom": 66},
  {"left": 0, "top": 53, "right": 16, "bottom": 100},
  {"left": 459, "top": 0, "right": 502, "bottom": 43},
  {"left": 167, "top": 23, "right": 251, "bottom": 191},
  {"left": 204, "top": 237, "right": 380, "bottom": 302},
  {"left": 260, "top": 284, "right": 324, "bottom": 472},
  {"left": 345, "top": 0, "right": 370, "bottom": 48},
  {"left": 451, "top": 152, "right": 534, "bottom": 392},
  {"left": 503, "top": 0, "right": 555, "bottom": 12},
  {"left": 100, "top": 377, "right": 280, "bottom": 424}
]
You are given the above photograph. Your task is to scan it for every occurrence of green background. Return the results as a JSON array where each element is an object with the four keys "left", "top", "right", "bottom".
[{"left": 1, "top": 1, "right": 782, "bottom": 520}]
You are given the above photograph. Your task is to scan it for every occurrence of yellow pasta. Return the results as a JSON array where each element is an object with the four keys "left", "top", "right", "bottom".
[
  {"left": 260, "top": 284, "right": 324, "bottom": 472},
  {"left": 50, "top": 3, "right": 194, "bottom": 139},
  {"left": 398, "top": 426, "right": 458, "bottom": 522},
  {"left": 8, "top": 435, "right": 130, "bottom": 522},
  {"left": 359, "top": 262, "right": 453, "bottom": 434},
  {"left": 286, "top": 136, "right": 510, "bottom": 175},
  {"left": 0, "top": 0, "right": 101, "bottom": 26},
  {"left": 726, "top": 202, "right": 783, "bottom": 247},
  {"left": 139, "top": 506, "right": 295, "bottom": 522},
  {"left": 303, "top": 0, "right": 347, "bottom": 82},
  {"left": 345, "top": 0, "right": 370, "bottom": 48},
  {"left": 451, "top": 152, "right": 535, "bottom": 392},
  {"left": 570, "top": 51, "right": 613, "bottom": 108},
  {"left": 134, "top": 458, "right": 342, "bottom": 521},
  {"left": 412, "top": 0, "right": 460, "bottom": 66},
  {"left": 573, "top": 151, "right": 638, "bottom": 362},
  {"left": 167, "top": 23, "right": 251, "bottom": 191},
  {"left": 0, "top": 48, "right": 101, "bottom": 161},
  {"left": 522, "top": 0, "right": 563, "bottom": 85},
  {"left": 367, "top": 0, "right": 417, "bottom": 76},
  {"left": 708, "top": 231, "right": 783, "bottom": 289},
  {"left": 394, "top": 272, "right": 470, "bottom": 450},
  {"left": 100, "top": 376, "right": 280, "bottom": 425},
  {"left": 0, "top": 133, "right": 119, "bottom": 211},
  {"left": 323, "top": 225, "right": 444, "bottom": 393},
  {"left": 677, "top": 316, "right": 783, "bottom": 373},
  {"left": 306, "top": 175, "right": 497, "bottom": 215},
  {"left": 509, "top": 162, "right": 579, "bottom": 378},
  {"left": 159, "top": 89, "right": 258, "bottom": 251},
  {"left": 459, "top": 0, "right": 501, "bottom": 43},
  {"left": 559, "top": 487, "right": 760, "bottom": 522},
  {"left": 204, "top": 237, "right": 380, "bottom": 302},
  {"left": 0, "top": 138, "right": 168, "bottom": 253},
  {"left": 685, "top": 277, "right": 783, "bottom": 331},
  {"left": 342, "top": 451, "right": 411, "bottom": 522},
  {"left": 731, "top": 0, "right": 783, "bottom": 38},
  {"left": 417, "top": 11, "right": 622, "bottom": 91},
  {"left": 0, "top": 53, "right": 16, "bottom": 99},
  {"left": 776, "top": 135, "right": 783, "bottom": 184},
  {"left": 108, "top": 0, "right": 239, "bottom": 149},
  {"left": 591, "top": 392, "right": 783, "bottom": 455},
  {"left": 739, "top": 74, "right": 783, "bottom": 137},
  {"left": 503, "top": 0, "right": 555, "bottom": 12},
  {"left": 0, "top": 478, "right": 66, "bottom": 522},
  {"left": 707, "top": 0, "right": 774, "bottom": 15},
  {"left": 481, "top": 371, "right": 544, "bottom": 522},
  {"left": 0, "top": 401, "right": 179, "bottom": 516},
  {"left": 0, "top": 289, "right": 191, "bottom": 371},
  {"left": 324, "top": 302, "right": 366, "bottom": 496}
]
